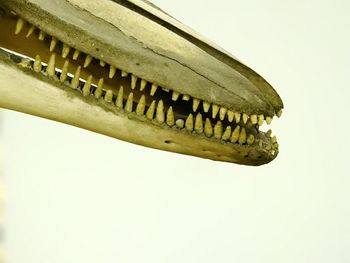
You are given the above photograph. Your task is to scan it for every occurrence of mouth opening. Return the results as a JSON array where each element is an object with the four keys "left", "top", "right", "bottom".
[{"left": 0, "top": 10, "right": 280, "bottom": 157}]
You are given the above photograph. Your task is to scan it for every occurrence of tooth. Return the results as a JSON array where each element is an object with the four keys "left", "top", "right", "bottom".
[
  {"left": 185, "top": 114, "right": 194, "bottom": 131},
  {"left": 15, "top": 18, "right": 25, "bottom": 35},
  {"left": 222, "top": 126, "right": 232, "bottom": 141},
  {"left": 203, "top": 101, "right": 210, "bottom": 112},
  {"left": 266, "top": 129, "right": 272, "bottom": 137},
  {"left": 182, "top": 94, "right": 190, "bottom": 101},
  {"left": 162, "top": 88, "right": 170, "bottom": 92},
  {"left": 227, "top": 110, "right": 234, "bottom": 122},
  {"left": 242, "top": 113, "right": 249, "bottom": 124},
  {"left": 95, "top": 78, "right": 104, "bottom": 99},
  {"left": 62, "top": 43, "right": 71, "bottom": 58},
  {"left": 70, "top": 66, "right": 81, "bottom": 89},
  {"left": 234, "top": 113, "right": 241, "bottom": 123},
  {"left": 150, "top": 84, "right": 158, "bottom": 96},
  {"left": 82, "top": 75, "right": 93, "bottom": 96},
  {"left": 116, "top": 86, "right": 124, "bottom": 108},
  {"left": 156, "top": 100, "right": 165, "bottom": 123},
  {"left": 195, "top": 113, "right": 203, "bottom": 133},
  {"left": 131, "top": 75, "right": 138, "bottom": 90},
  {"left": 136, "top": 95, "right": 146, "bottom": 116},
  {"left": 192, "top": 98, "right": 200, "bottom": 112},
  {"left": 214, "top": 121, "right": 223, "bottom": 139},
  {"left": 247, "top": 135, "right": 255, "bottom": 145},
  {"left": 277, "top": 109, "right": 283, "bottom": 118},
  {"left": 49, "top": 37, "right": 58, "bottom": 52},
  {"left": 109, "top": 65, "right": 116, "bottom": 78},
  {"left": 176, "top": 119, "right": 185, "bottom": 129},
  {"left": 26, "top": 25, "right": 35, "bottom": 38},
  {"left": 212, "top": 104, "right": 219, "bottom": 119},
  {"left": 166, "top": 106, "right": 175, "bottom": 126},
  {"left": 46, "top": 53, "right": 56, "bottom": 77},
  {"left": 140, "top": 79, "right": 147, "bottom": 91},
  {"left": 172, "top": 91, "right": 180, "bottom": 101},
  {"left": 59, "top": 60, "right": 69, "bottom": 82},
  {"left": 204, "top": 118, "right": 213, "bottom": 137},
  {"left": 250, "top": 115, "right": 258, "bottom": 125},
  {"left": 125, "top": 92, "right": 134, "bottom": 112},
  {"left": 231, "top": 126, "right": 240, "bottom": 143},
  {"left": 104, "top": 90, "right": 113, "bottom": 103},
  {"left": 33, "top": 55, "right": 42, "bottom": 73},
  {"left": 100, "top": 60, "right": 106, "bottom": 67},
  {"left": 272, "top": 136, "right": 277, "bottom": 143},
  {"left": 258, "top": 115, "right": 264, "bottom": 126},
  {"left": 73, "top": 50, "right": 80, "bottom": 60},
  {"left": 266, "top": 116, "right": 272, "bottom": 125},
  {"left": 146, "top": 101, "right": 156, "bottom": 120},
  {"left": 38, "top": 30, "right": 46, "bottom": 41},
  {"left": 238, "top": 128, "right": 247, "bottom": 144},
  {"left": 84, "top": 55, "right": 93, "bottom": 68},
  {"left": 121, "top": 71, "right": 128, "bottom": 77},
  {"left": 219, "top": 107, "right": 227, "bottom": 121}
]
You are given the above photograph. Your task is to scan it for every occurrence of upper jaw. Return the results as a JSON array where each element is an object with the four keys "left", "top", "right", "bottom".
[{"left": 0, "top": 0, "right": 283, "bottom": 165}]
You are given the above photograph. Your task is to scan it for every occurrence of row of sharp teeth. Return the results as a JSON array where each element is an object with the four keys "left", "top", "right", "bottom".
[{"left": 14, "top": 17, "right": 283, "bottom": 126}]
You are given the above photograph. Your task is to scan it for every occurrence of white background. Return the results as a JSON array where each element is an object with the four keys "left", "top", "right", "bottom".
[{"left": 1, "top": 0, "right": 350, "bottom": 262}]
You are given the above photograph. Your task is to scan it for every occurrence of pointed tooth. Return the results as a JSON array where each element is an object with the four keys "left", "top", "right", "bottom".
[
  {"left": 176, "top": 119, "right": 185, "bottom": 129},
  {"left": 49, "top": 37, "right": 58, "bottom": 52},
  {"left": 116, "top": 86, "right": 124, "bottom": 108},
  {"left": 234, "top": 113, "right": 241, "bottom": 123},
  {"left": 222, "top": 126, "right": 232, "bottom": 141},
  {"left": 192, "top": 98, "right": 200, "bottom": 112},
  {"left": 277, "top": 109, "right": 283, "bottom": 118},
  {"left": 212, "top": 104, "right": 219, "bottom": 118},
  {"left": 150, "top": 84, "right": 158, "bottom": 96},
  {"left": 231, "top": 126, "right": 240, "bottom": 143},
  {"left": 194, "top": 113, "right": 203, "bottom": 133},
  {"left": 131, "top": 75, "right": 138, "bottom": 90},
  {"left": 203, "top": 101, "right": 210, "bottom": 112},
  {"left": 26, "top": 25, "right": 35, "bottom": 38},
  {"left": 61, "top": 43, "right": 71, "bottom": 58},
  {"left": 185, "top": 114, "right": 194, "bottom": 131},
  {"left": 73, "top": 50, "right": 80, "bottom": 60},
  {"left": 182, "top": 94, "right": 190, "bottom": 101},
  {"left": 109, "top": 65, "right": 116, "bottom": 78},
  {"left": 70, "top": 66, "right": 81, "bottom": 89},
  {"left": 38, "top": 30, "right": 46, "bottom": 41},
  {"left": 247, "top": 135, "right": 255, "bottom": 145},
  {"left": 100, "top": 60, "right": 106, "bottom": 67},
  {"left": 242, "top": 113, "right": 249, "bottom": 124},
  {"left": 272, "top": 136, "right": 277, "bottom": 143},
  {"left": 266, "top": 116, "right": 272, "bottom": 125},
  {"left": 140, "top": 79, "right": 147, "bottom": 91},
  {"left": 156, "top": 100, "right": 165, "bottom": 123},
  {"left": 82, "top": 75, "right": 93, "bottom": 96},
  {"left": 238, "top": 128, "right": 247, "bottom": 144},
  {"left": 59, "top": 60, "right": 69, "bottom": 83},
  {"left": 136, "top": 95, "right": 146, "bottom": 116},
  {"left": 258, "top": 115, "right": 264, "bottom": 126},
  {"left": 166, "top": 106, "right": 175, "bottom": 126},
  {"left": 95, "top": 78, "right": 104, "bottom": 99},
  {"left": 214, "top": 121, "right": 223, "bottom": 139},
  {"left": 266, "top": 129, "right": 272, "bottom": 137},
  {"left": 15, "top": 18, "right": 25, "bottom": 35},
  {"left": 172, "top": 91, "right": 180, "bottom": 101},
  {"left": 33, "top": 55, "right": 42, "bottom": 73},
  {"left": 162, "top": 88, "right": 170, "bottom": 92},
  {"left": 250, "top": 114, "right": 258, "bottom": 125},
  {"left": 204, "top": 118, "right": 213, "bottom": 137},
  {"left": 84, "top": 55, "right": 93, "bottom": 68},
  {"left": 104, "top": 90, "right": 113, "bottom": 103},
  {"left": 219, "top": 107, "right": 227, "bottom": 121},
  {"left": 121, "top": 71, "right": 128, "bottom": 77},
  {"left": 46, "top": 53, "right": 56, "bottom": 77},
  {"left": 227, "top": 110, "right": 234, "bottom": 122},
  {"left": 146, "top": 101, "right": 156, "bottom": 120},
  {"left": 125, "top": 92, "right": 134, "bottom": 113}
]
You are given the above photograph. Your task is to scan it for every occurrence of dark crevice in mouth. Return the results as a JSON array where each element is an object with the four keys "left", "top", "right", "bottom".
[{"left": 0, "top": 13, "right": 280, "bottom": 155}]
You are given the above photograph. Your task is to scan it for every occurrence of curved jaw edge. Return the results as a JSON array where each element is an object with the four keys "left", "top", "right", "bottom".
[{"left": 0, "top": 50, "right": 278, "bottom": 166}]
